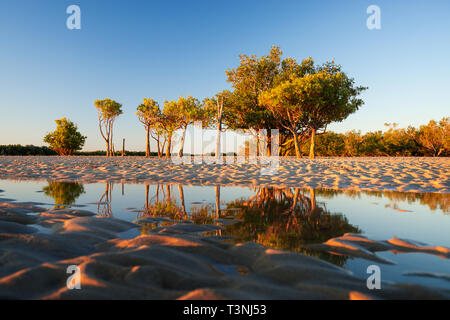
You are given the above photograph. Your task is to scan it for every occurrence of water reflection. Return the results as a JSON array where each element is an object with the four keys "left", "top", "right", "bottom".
[
  {"left": 97, "top": 183, "right": 113, "bottom": 217},
  {"left": 128, "top": 183, "right": 360, "bottom": 266},
  {"left": 42, "top": 181, "right": 85, "bottom": 209},
  {"left": 139, "top": 184, "right": 216, "bottom": 224},
  {"left": 39, "top": 181, "right": 449, "bottom": 267},
  {"left": 316, "top": 189, "right": 449, "bottom": 213},
  {"left": 220, "top": 187, "right": 360, "bottom": 266}
]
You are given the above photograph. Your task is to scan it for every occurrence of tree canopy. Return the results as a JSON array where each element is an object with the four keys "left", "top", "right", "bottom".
[
  {"left": 43, "top": 118, "right": 86, "bottom": 155},
  {"left": 95, "top": 98, "right": 123, "bottom": 156},
  {"left": 85, "top": 46, "right": 449, "bottom": 159},
  {"left": 410, "top": 117, "right": 449, "bottom": 157},
  {"left": 136, "top": 98, "right": 161, "bottom": 157},
  {"left": 224, "top": 46, "right": 283, "bottom": 155},
  {"left": 174, "top": 95, "right": 202, "bottom": 156},
  {"left": 95, "top": 98, "right": 123, "bottom": 120},
  {"left": 160, "top": 100, "right": 182, "bottom": 158},
  {"left": 259, "top": 59, "right": 367, "bottom": 158}
]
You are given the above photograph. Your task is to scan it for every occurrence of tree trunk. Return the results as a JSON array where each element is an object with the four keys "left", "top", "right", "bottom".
[
  {"left": 178, "top": 184, "right": 185, "bottom": 214},
  {"left": 106, "top": 140, "right": 110, "bottom": 157},
  {"left": 292, "top": 188, "right": 299, "bottom": 210},
  {"left": 146, "top": 126, "right": 150, "bottom": 157},
  {"left": 256, "top": 132, "right": 260, "bottom": 157},
  {"left": 178, "top": 127, "right": 186, "bottom": 157},
  {"left": 145, "top": 184, "right": 149, "bottom": 209},
  {"left": 109, "top": 121, "right": 114, "bottom": 157},
  {"left": 166, "top": 132, "right": 172, "bottom": 158},
  {"left": 166, "top": 185, "right": 171, "bottom": 201},
  {"left": 161, "top": 139, "right": 166, "bottom": 158},
  {"left": 156, "top": 134, "right": 161, "bottom": 158},
  {"left": 215, "top": 185, "right": 220, "bottom": 218},
  {"left": 216, "top": 96, "right": 223, "bottom": 162},
  {"left": 267, "top": 129, "right": 272, "bottom": 156},
  {"left": 293, "top": 132, "right": 302, "bottom": 158},
  {"left": 309, "top": 128, "right": 316, "bottom": 159},
  {"left": 309, "top": 187, "right": 316, "bottom": 213},
  {"left": 216, "top": 119, "right": 222, "bottom": 161}
]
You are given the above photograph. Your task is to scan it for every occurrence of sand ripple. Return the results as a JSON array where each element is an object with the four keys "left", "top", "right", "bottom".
[
  {"left": 0, "top": 201, "right": 449, "bottom": 299},
  {"left": 0, "top": 156, "right": 448, "bottom": 193}
]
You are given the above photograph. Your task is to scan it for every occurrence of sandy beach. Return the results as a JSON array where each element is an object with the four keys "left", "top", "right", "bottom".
[{"left": 0, "top": 156, "right": 448, "bottom": 193}]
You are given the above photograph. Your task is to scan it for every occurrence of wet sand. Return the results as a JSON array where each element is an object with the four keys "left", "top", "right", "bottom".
[
  {"left": 0, "top": 156, "right": 448, "bottom": 193},
  {"left": 0, "top": 200, "right": 449, "bottom": 299}
]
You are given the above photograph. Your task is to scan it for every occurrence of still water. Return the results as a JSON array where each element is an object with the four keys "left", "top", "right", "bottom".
[{"left": 0, "top": 179, "right": 449, "bottom": 290}]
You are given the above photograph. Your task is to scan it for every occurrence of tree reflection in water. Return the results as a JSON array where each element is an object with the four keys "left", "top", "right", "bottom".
[
  {"left": 138, "top": 184, "right": 214, "bottom": 224},
  {"left": 136, "top": 184, "right": 360, "bottom": 266},
  {"left": 315, "top": 189, "right": 449, "bottom": 213},
  {"left": 97, "top": 183, "right": 113, "bottom": 217},
  {"left": 42, "top": 181, "right": 85, "bottom": 209},
  {"left": 221, "top": 187, "right": 361, "bottom": 266},
  {"left": 46, "top": 182, "right": 445, "bottom": 267}
]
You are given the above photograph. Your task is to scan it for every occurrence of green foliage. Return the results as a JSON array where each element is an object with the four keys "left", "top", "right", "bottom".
[
  {"left": 259, "top": 57, "right": 367, "bottom": 158},
  {"left": 159, "top": 95, "right": 202, "bottom": 130},
  {"left": 141, "top": 200, "right": 186, "bottom": 221},
  {"left": 190, "top": 205, "right": 216, "bottom": 225},
  {"left": 411, "top": 117, "right": 449, "bottom": 156},
  {"left": 316, "top": 188, "right": 449, "bottom": 213},
  {"left": 296, "top": 66, "right": 366, "bottom": 131},
  {"left": 176, "top": 95, "right": 202, "bottom": 128},
  {"left": 73, "top": 150, "right": 156, "bottom": 156},
  {"left": 358, "top": 131, "right": 386, "bottom": 156},
  {"left": 94, "top": 98, "right": 123, "bottom": 119},
  {"left": 202, "top": 90, "right": 234, "bottom": 127},
  {"left": 221, "top": 187, "right": 361, "bottom": 266},
  {"left": 224, "top": 46, "right": 282, "bottom": 132},
  {"left": 300, "top": 132, "right": 346, "bottom": 156},
  {"left": 382, "top": 123, "right": 419, "bottom": 156},
  {"left": 342, "top": 130, "right": 363, "bottom": 156},
  {"left": 136, "top": 98, "right": 162, "bottom": 157},
  {"left": 94, "top": 98, "right": 122, "bottom": 156},
  {"left": 136, "top": 98, "right": 161, "bottom": 127},
  {"left": 42, "top": 181, "right": 85, "bottom": 209},
  {"left": 43, "top": 118, "right": 86, "bottom": 155},
  {"left": 0, "top": 145, "right": 57, "bottom": 156},
  {"left": 293, "top": 117, "right": 449, "bottom": 157},
  {"left": 161, "top": 99, "right": 182, "bottom": 133}
]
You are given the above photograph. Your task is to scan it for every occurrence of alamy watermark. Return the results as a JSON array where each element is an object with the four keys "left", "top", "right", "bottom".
[
  {"left": 66, "top": 5, "right": 81, "bottom": 30},
  {"left": 66, "top": 265, "right": 81, "bottom": 289},
  {"left": 66, "top": 5, "right": 381, "bottom": 31},
  {"left": 366, "top": 5, "right": 381, "bottom": 30},
  {"left": 170, "top": 122, "right": 280, "bottom": 175},
  {"left": 366, "top": 265, "right": 381, "bottom": 289}
]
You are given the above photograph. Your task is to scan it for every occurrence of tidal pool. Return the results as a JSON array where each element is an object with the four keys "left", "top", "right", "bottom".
[{"left": 0, "top": 179, "right": 449, "bottom": 291}]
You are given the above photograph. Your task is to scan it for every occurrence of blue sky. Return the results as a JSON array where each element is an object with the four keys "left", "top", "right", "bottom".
[{"left": 0, "top": 0, "right": 449, "bottom": 151}]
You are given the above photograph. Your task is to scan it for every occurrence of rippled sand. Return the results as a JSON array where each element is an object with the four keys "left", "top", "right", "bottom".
[
  {"left": 0, "top": 156, "right": 448, "bottom": 193},
  {"left": 1, "top": 200, "right": 449, "bottom": 299},
  {"left": 304, "top": 233, "right": 450, "bottom": 265}
]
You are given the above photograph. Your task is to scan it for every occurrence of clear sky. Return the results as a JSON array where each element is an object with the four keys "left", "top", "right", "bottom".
[{"left": 0, "top": 0, "right": 449, "bottom": 151}]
